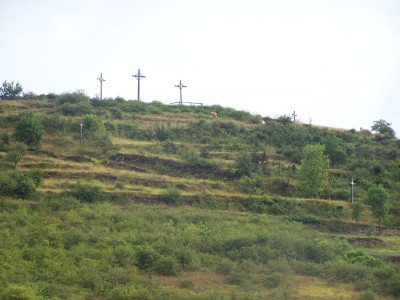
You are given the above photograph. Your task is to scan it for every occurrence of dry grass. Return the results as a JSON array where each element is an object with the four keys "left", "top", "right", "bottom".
[
  {"left": 293, "top": 275, "right": 358, "bottom": 300},
  {"left": 156, "top": 271, "right": 228, "bottom": 291}
]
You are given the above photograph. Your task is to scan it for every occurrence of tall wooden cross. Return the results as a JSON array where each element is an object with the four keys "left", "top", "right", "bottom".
[
  {"left": 132, "top": 69, "right": 146, "bottom": 101},
  {"left": 97, "top": 73, "right": 106, "bottom": 100},
  {"left": 174, "top": 80, "right": 187, "bottom": 105},
  {"left": 292, "top": 110, "right": 298, "bottom": 122}
]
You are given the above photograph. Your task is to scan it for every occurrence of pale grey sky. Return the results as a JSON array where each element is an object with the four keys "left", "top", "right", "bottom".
[{"left": 1, "top": 0, "right": 400, "bottom": 135}]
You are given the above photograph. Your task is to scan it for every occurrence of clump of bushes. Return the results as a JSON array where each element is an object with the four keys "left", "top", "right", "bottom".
[
  {"left": 161, "top": 187, "right": 182, "bottom": 206},
  {"left": 71, "top": 181, "right": 109, "bottom": 202},
  {"left": 0, "top": 170, "right": 43, "bottom": 199}
]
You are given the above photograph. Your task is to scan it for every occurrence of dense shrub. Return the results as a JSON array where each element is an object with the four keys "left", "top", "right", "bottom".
[
  {"left": 161, "top": 187, "right": 182, "bottom": 205},
  {"left": 135, "top": 246, "right": 160, "bottom": 270},
  {"left": 331, "top": 189, "right": 351, "bottom": 200},
  {"left": 0, "top": 285, "right": 38, "bottom": 300},
  {"left": 57, "top": 91, "right": 90, "bottom": 105},
  {"left": 107, "top": 285, "right": 152, "bottom": 300},
  {"left": 155, "top": 123, "right": 169, "bottom": 141},
  {"left": 0, "top": 171, "right": 38, "bottom": 199},
  {"left": 155, "top": 256, "right": 181, "bottom": 276},
  {"left": 324, "top": 261, "right": 368, "bottom": 282},
  {"left": 38, "top": 196, "right": 81, "bottom": 211},
  {"left": 179, "top": 149, "right": 217, "bottom": 169},
  {"left": 71, "top": 181, "right": 109, "bottom": 202},
  {"left": 109, "top": 107, "right": 123, "bottom": 119},
  {"left": 358, "top": 290, "right": 377, "bottom": 300},
  {"left": 59, "top": 102, "right": 92, "bottom": 116},
  {"left": 13, "top": 111, "right": 44, "bottom": 148}
]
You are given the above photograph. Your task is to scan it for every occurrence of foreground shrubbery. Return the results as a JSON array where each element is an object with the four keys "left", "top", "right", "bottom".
[
  {"left": 0, "top": 170, "right": 42, "bottom": 199},
  {"left": 0, "top": 199, "right": 399, "bottom": 299}
]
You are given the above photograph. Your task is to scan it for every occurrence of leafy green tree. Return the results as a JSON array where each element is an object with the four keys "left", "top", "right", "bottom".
[
  {"left": 0, "top": 81, "right": 23, "bottom": 99},
  {"left": 235, "top": 153, "right": 254, "bottom": 177},
  {"left": 297, "top": 144, "right": 330, "bottom": 198},
  {"left": 13, "top": 112, "right": 45, "bottom": 148},
  {"left": 2, "top": 142, "right": 27, "bottom": 169},
  {"left": 322, "top": 134, "right": 347, "bottom": 165},
  {"left": 352, "top": 202, "right": 363, "bottom": 223},
  {"left": 366, "top": 185, "right": 390, "bottom": 234},
  {"left": 239, "top": 176, "right": 262, "bottom": 199},
  {"left": 0, "top": 171, "right": 38, "bottom": 199},
  {"left": 371, "top": 119, "right": 396, "bottom": 139}
]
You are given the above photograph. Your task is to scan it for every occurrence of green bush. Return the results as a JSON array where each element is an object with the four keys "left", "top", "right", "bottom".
[
  {"left": 71, "top": 181, "right": 109, "bottom": 203},
  {"left": 38, "top": 196, "right": 81, "bottom": 211},
  {"left": 0, "top": 132, "right": 11, "bottom": 150},
  {"left": 0, "top": 285, "right": 38, "bottom": 300},
  {"left": 180, "top": 280, "right": 195, "bottom": 289},
  {"left": 161, "top": 187, "right": 182, "bottom": 205},
  {"left": 358, "top": 290, "right": 377, "bottom": 300},
  {"left": 109, "top": 107, "right": 123, "bottom": 119},
  {"left": 285, "top": 215, "right": 322, "bottom": 224},
  {"left": 57, "top": 91, "right": 90, "bottom": 105},
  {"left": 60, "top": 102, "right": 92, "bottom": 116},
  {"left": 13, "top": 111, "right": 44, "bottom": 148},
  {"left": 28, "top": 168, "right": 43, "bottom": 187},
  {"left": 331, "top": 189, "right": 351, "bottom": 200},
  {"left": 155, "top": 256, "right": 181, "bottom": 276},
  {"left": 155, "top": 123, "right": 169, "bottom": 141},
  {"left": 0, "top": 171, "right": 37, "bottom": 199},
  {"left": 82, "top": 114, "right": 105, "bottom": 135},
  {"left": 352, "top": 203, "right": 363, "bottom": 222},
  {"left": 324, "top": 261, "right": 368, "bottom": 282},
  {"left": 135, "top": 246, "right": 160, "bottom": 270}
]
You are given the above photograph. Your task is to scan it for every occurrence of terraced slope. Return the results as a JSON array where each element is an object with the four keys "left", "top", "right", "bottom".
[{"left": 0, "top": 96, "right": 400, "bottom": 299}]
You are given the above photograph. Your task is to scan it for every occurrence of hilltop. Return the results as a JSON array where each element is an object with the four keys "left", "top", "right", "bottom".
[{"left": 0, "top": 92, "right": 400, "bottom": 299}]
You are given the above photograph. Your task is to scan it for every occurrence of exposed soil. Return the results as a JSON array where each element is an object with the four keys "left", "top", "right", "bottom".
[
  {"left": 109, "top": 153, "right": 234, "bottom": 179},
  {"left": 310, "top": 220, "right": 400, "bottom": 237},
  {"left": 43, "top": 171, "right": 117, "bottom": 182},
  {"left": 345, "top": 237, "right": 385, "bottom": 247},
  {"left": 388, "top": 256, "right": 400, "bottom": 264},
  {"left": 105, "top": 160, "right": 148, "bottom": 173},
  {"left": 28, "top": 150, "right": 58, "bottom": 158},
  {"left": 64, "top": 155, "right": 92, "bottom": 163}
]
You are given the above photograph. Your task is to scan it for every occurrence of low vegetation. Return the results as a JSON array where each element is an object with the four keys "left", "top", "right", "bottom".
[{"left": 0, "top": 91, "right": 399, "bottom": 299}]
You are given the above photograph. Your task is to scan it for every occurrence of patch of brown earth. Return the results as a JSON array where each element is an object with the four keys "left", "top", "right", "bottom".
[{"left": 109, "top": 153, "right": 233, "bottom": 179}]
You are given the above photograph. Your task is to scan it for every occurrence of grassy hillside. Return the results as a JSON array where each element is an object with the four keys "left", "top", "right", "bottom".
[{"left": 0, "top": 93, "right": 400, "bottom": 299}]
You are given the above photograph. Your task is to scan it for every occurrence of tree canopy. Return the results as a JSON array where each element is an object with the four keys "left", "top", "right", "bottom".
[
  {"left": 297, "top": 144, "right": 330, "bottom": 198},
  {"left": 0, "top": 81, "right": 23, "bottom": 100},
  {"left": 371, "top": 119, "right": 396, "bottom": 139},
  {"left": 13, "top": 111, "right": 45, "bottom": 148},
  {"left": 366, "top": 185, "right": 390, "bottom": 233}
]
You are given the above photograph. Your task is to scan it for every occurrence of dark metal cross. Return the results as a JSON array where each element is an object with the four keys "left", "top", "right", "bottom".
[
  {"left": 132, "top": 69, "right": 146, "bottom": 101},
  {"left": 292, "top": 110, "right": 298, "bottom": 122},
  {"left": 97, "top": 73, "right": 106, "bottom": 100},
  {"left": 174, "top": 80, "right": 187, "bottom": 105}
]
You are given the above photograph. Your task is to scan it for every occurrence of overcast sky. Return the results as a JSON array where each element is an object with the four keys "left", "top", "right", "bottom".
[{"left": 1, "top": 0, "right": 400, "bottom": 135}]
